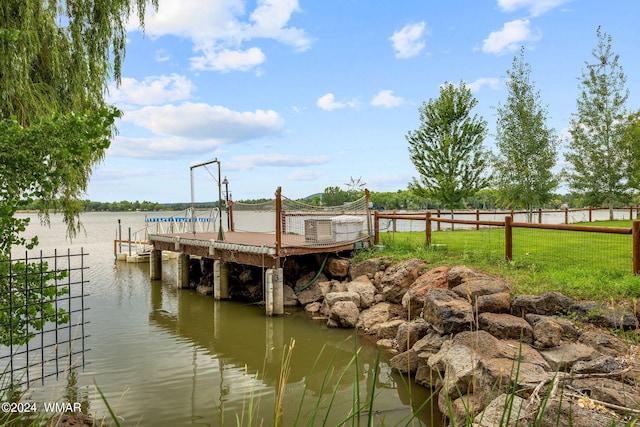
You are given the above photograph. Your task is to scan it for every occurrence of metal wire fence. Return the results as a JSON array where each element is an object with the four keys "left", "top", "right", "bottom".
[{"left": 0, "top": 249, "right": 90, "bottom": 390}]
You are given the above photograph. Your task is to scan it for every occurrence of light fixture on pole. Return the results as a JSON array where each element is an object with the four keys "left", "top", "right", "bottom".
[{"left": 222, "top": 176, "right": 230, "bottom": 230}]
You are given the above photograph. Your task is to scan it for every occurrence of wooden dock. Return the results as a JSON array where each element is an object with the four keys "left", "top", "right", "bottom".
[{"left": 147, "top": 188, "right": 372, "bottom": 316}]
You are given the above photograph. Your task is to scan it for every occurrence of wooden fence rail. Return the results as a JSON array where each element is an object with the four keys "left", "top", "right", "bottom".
[{"left": 373, "top": 211, "right": 640, "bottom": 276}]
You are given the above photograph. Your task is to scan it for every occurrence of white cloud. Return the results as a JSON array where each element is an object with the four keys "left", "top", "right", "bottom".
[
  {"left": 155, "top": 49, "right": 171, "bottom": 62},
  {"left": 389, "top": 22, "right": 427, "bottom": 59},
  {"left": 482, "top": 19, "right": 541, "bottom": 55},
  {"left": 467, "top": 77, "right": 502, "bottom": 93},
  {"left": 371, "top": 90, "right": 404, "bottom": 108},
  {"left": 497, "top": 0, "right": 571, "bottom": 17},
  {"left": 136, "top": 0, "right": 312, "bottom": 73},
  {"left": 317, "top": 93, "right": 344, "bottom": 111},
  {"left": 228, "top": 154, "right": 330, "bottom": 171},
  {"left": 190, "top": 46, "right": 266, "bottom": 72},
  {"left": 288, "top": 169, "right": 325, "bottom": 181},
  {"left": 108, "top": 74, "right": 194, "bottom": 106},
  {"left": 108, "top": 135, "right": 223, "bottom": 159}
]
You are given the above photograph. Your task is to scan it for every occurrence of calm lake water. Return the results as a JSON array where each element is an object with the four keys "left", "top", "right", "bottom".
[{"left": 12, "top": 212, "right": 438, "bottom": 426}]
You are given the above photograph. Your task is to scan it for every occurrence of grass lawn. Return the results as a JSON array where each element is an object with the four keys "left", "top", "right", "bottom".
[{"left": 360, "top": 219, "right": 639, "bottom": 301}]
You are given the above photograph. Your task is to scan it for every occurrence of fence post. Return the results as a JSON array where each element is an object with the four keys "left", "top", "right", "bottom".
[
  {"left": 510, "top": 210, "right": 514, "bottom": 220},
  {"left": 476, "top": 209, "right": 480, "bottom": 230},
  {"left": 588, "top": 206, "right": 592, "bottom": 222},
  {"left": 392, "top": 209, "right": 397, "bottom": 233},
  {"left": 505, "top": 216, "right": 513, "bottom": 262},
  {"left": 633, "top": 220, "right": 640, "bottom": 276},
  {"left": 630, "top": 206, "right": 633, "bottom": 221},
  {"left": 436, "top": 210, "right": 441, "bottom": 231},
  {"left": 426, "top": 212, "right": 432, "bottom": 246},
  {"left": 538, "top": 208, "right": 542, "bottom": 224},
  {"left": 374, "top": 211, "right": 380, "bottom": 245},
  {"left": 564, "top": 208, "right": 569, "bottom": 224}
]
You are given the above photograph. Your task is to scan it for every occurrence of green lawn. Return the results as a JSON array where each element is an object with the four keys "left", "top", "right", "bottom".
[{"left": 363, "top": 220, "right": 639, "bottom": 301}]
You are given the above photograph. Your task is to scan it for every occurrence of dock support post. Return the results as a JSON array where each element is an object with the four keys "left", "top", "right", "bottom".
[
  {"left": 265, "top": 268, "right": 284, "bottom": 316},
  {"left": 214, "top": 260, "right": 229, "bottom": 299},
  {"left": 150, "top": 249, "right": 162, "bottom": 280},
  {"left": 177, "top": 253, "right": 190, "bottom": 288}
]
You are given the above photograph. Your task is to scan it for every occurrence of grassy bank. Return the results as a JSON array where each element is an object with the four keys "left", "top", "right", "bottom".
[{"left": 358, "top": 220, "right": 639, "bottom": 301}]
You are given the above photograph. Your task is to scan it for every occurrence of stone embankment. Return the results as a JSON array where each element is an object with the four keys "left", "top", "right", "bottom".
[{"left": 287, "top": 257, "right": 640, "bottom": 426}]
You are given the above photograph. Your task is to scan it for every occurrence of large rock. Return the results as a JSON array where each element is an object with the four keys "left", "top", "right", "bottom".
[
  {"left": 578, "top": 328, "right": 629, "bottom": 357},
  {"left": 428, "top": 331, "right": 504, "bottom": 398},
  {"left": 357, "top": 302, "right": 405, "bottom": 332},
  {"left": 296, "top": 280, "right": 330, "bottom": 305},
  {"left": 569, "top": 302, "right": 638, "bottom": 330},
  {"left": 380, "top": 259, "right": 427, "bottom": 303},
  {"left": 532, "top": 318, "right": 564, "bottom": 348},
  {"left": 446, "top": 265, "right": 491, "bottom": 287},
  {"left": 474, "top": 394, "right": 529, "bottom": 427},
  {"left": 346, "top": 276, "right": 377, "bottom": 309},
  {"left": 536, "top": 397, "right": 617, "bottom": 427},
  {"left": 283, "top": 285, "right": 298, "bottom": 306},
  {"left": 439, "top": 392, "right": 485, "bottom": 426},
  {"left": 328, "top": 301, "right": 359, "bottom": 328},
  {"left": 422, "top": 288, "right": 474, "bottom": 334},
  {"left": 401, "top": 266, "right": 449, "bottom": 318},
  {"left": 324, "top": 291, "right": 360, "bottom": 308},
  {"left": 511, "top": 292, "right": 574, "bottom": 317},
  {"left": 324, "top": 257, "right": 350, "bottom": 278},
  {"left": 570, "top": 377, "right": 640, "bottom": 409},
  {"left": 412, "top": 329, "right": 448, "bottom": 354},
  {"left": 389, "top": 350, "right": 419, "bottom": 374},
  {"left": 525, "top": 314, "right": 580, "bottom": 339},
  {"left": 476, "top": 292, "right": 511, "bottom": 314},
  {"left": 350, "top": 257, "right": 392, "bottom": 282},
  {"left": 370, "top": 319, "right": 405, "bottom": 340},
  {"left": 396, "top": 319, "right": 430, "bottom": 352},
  {"left": 451, "top": 277, "right": 508, "bottom": 302},
  {"left": 478, "top": 313, "right": 534, "bottom": 343},
  {"left": 540, "top": 342, "right": 599, "bottom": 371}
]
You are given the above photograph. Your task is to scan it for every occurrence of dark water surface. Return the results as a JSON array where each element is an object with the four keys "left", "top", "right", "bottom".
[{"left": 13, "top": 212, "right": 438, "bottom": 426}]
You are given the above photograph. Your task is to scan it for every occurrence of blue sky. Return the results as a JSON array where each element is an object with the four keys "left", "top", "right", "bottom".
[{"left": 89, "top": 0, "right": 640, "bottom": 203}]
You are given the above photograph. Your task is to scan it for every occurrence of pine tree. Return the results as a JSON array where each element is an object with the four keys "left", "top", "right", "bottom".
[
  {"left": 407, "top": 81, "right": 488, "bottom": 219},
  {"left": 565, "top": 27, "right": 631, "bottom": 220},
  {"left": 493, "top": 47, "right": 559, "bottom": 222}
]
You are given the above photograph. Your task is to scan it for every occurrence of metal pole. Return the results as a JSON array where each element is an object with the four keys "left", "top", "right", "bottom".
[
  {"left": 217, "top": 161, "right": 224, "bottom": 241},
  {"left": 118, "top": 219, "right": 122, "bottom": 253},
  {"left": 190, "top": 166, "right": 196, "bottom": 235}
]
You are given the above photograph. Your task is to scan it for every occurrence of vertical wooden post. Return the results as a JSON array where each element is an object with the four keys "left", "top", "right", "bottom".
[
  {"left": 365, "top": 189, "right": 373, "bottom": 246},
  {"left": 373, "top": 211, "right": 380, "bottom": 245},
  {"left": 150, "top": 249, "right": 162, "bottom": 280},
  {"left": 588, "top": 206, "right": 592, "bottom": 222},
  {"left": 633, "top": 220, "right": 640, "bottom": 276},
  {"left": 505, "top": 216, "right": 513, "bottom": 262},
  {"left": 630, "top": 206, "right": 633, "bottom": 221},
  {"left": 275, "top": 187, "right": 282, "bottom": 256},
  {"left": 436, "top": 209, "right": 441, "bottom": 231},
  {"left": 392, "top": 209, "right": 397, "bottom": 233},
  {"left": 177, "top": 253, "right": 190, "bottom": 289},
  {"left": 425, "top": 212, "right": 432, "bottom": 246},
  {"left": 510, "top": 210, "right": 514, "bottom": 220},
  {"left": 538, "top": 208, "right": 542, "bottom": 224},
  {"left": 229, "top": 201, "right": 234, "bottom": 231},
  {"left": 475, "top": 209, "right": 480, "bottom": 230},
  {"left": 564, "top": 208, "right": 569, "bottom": 224}
]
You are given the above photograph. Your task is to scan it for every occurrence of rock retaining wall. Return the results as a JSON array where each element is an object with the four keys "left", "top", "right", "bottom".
[{"left": 289, "top": 257, "right": 640, "bottom": 426}]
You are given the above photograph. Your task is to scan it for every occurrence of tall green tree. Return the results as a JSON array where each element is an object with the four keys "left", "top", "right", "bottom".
[
  {"left": 622, "top": 111, "right": 640, "bottom": 192},
  {"left": 0, "top": 0, "right": 156, "bottom": 243},
  {"left": 407, "top": 81, "right": 489, "bottom": 219},
  {"left": 0, "top": 0, "right": 156, "bottom": 347},
  {"left": 565, "top": 27, "right": 631, "bottom": 219},
  {"left": 493, "top": 47, "right": 559, "bottom": 222}
]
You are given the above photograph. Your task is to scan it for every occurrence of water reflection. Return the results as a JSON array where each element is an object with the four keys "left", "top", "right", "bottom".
[{"left": 147, "top": 271, "right": 439, "bottom": 426}]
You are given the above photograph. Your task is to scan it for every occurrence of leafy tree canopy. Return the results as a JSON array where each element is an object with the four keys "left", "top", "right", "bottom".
[
  {"left": 406, "top": 81, "right": 489, "bottom": 215},
  {"left": 565, "top": 27, "right": 632, "bottom": 219},
  {"left": 493, "top": 47, "right": 559, "bottom": 221}
]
